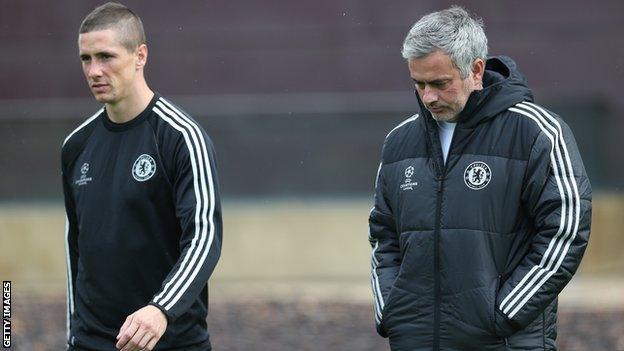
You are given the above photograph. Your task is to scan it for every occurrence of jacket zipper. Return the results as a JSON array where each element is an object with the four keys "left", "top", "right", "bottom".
[
  {"left": 429, "top": 117, "right": 456, "bottom": 350},
  {"left": 433, "top": 177, "right": 443, "bottom": 351},
  {"left": 434, "top": 121, "right": 459, "bottom": 350}
]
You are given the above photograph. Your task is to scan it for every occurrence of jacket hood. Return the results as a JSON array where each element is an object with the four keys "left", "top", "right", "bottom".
[{"left": 418, "top": 56, "right": 534, "bottom": 128}]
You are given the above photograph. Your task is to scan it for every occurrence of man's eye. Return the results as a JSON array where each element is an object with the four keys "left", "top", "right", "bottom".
[
  {"left": 80, "top": 56, "right": 90, "bottom": 62},
  {"left": 415, "top": 82, "right": 425, "bottom": 90},
  {"left": 434, "top": 81, "right": 449, "bottom": 89},
  {"left": 96, "top": 54, "right": 114, "bottom": 61}
]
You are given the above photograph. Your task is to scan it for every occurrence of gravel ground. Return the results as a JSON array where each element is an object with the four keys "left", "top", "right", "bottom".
[{"left": 9, "top": 297, "right": 624, "bottom": 350}]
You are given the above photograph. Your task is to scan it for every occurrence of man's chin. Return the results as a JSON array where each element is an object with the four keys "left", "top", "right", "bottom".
[
  {"left": 430, "top": 113, "right": 457, "bottom": 122},
  {"left": 93, "top": 93, "right": 114, "bottom": 104}
]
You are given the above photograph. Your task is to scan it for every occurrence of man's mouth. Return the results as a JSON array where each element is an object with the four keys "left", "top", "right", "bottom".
[
  {"left": 91, "top": 83, "right": 109, "bottom": 93},
  {"left": 428, "top": 106, "right": 445, "bottom": 114}
]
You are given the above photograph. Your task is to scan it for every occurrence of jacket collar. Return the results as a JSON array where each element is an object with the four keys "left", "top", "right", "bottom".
[{"left": 417, "top": 56, "right": 534, "bottom": 129}]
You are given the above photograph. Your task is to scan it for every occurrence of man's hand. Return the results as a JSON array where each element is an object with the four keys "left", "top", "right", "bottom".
[{"left": 116, "top": 305, "right": 168, "bottom": 351}]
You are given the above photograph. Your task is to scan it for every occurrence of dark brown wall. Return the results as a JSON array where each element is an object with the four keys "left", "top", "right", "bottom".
[
  {"left": 2, "top": 1, "right": 623, "bottom": 98},
  {"left": 1, "top": 1, "right": 622, "bottom": 199}
]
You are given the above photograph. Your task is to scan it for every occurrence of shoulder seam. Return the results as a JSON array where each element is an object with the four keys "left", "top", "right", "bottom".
[
  {"left": 385, "top": 114, "right": 419, "bottom": 140},
  {"left": 62, "top": 108, "right": 103, "bottom": 147},
  {"left": 152, "top": 97, "right": 202, "bottom": 134},
  {"left": 507, "top": 101, "right": 555, "bottom": 140},
  {"left": 160, "top": 97, "right": 201, "bottom": 127}
]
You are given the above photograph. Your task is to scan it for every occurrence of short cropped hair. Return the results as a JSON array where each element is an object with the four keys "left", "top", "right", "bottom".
[
  {"left": 79, "top": 2, "right": 146, "bottom": 52},
  {"left": 401, "top": 6, "right": 488, "bottom": 79}
]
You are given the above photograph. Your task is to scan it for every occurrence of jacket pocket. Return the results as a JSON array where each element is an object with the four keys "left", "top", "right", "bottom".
[
  {"left": 379, "top": 284, "right": 400, "bottom": 333},
  {"left": 492, "top": 275, "right": 520, "bottom": 338},
  {"left": 445, "top": 280, "right": 504, "bottom": 349},
  {"left": 490, "top": 275, "right": 501, "bottom": 334},
  {"left": 446, "top": 276, "right": 503, "bottom": 339}
]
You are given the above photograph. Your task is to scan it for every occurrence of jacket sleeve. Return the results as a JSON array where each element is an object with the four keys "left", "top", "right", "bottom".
[
  {"left": 149, "top": 126, "right": 223, "bottom": 322},
  {"left": 495, "top": 113, "right": 592, "bottom": 335},
  {"left": 61, "top": 150, "right": 79, "bottom": 347},
  {"left": 368, "top": 158, "right": 401, "bottom": 338}
]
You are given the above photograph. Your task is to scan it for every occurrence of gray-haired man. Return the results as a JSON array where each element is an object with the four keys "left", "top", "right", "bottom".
[{"left": 369, "top": 6, "right": 591, "bottom": 350}]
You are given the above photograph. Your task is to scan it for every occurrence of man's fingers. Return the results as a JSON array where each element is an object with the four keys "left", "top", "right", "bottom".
[
  {"left": 136, "top": 331, "right": 153, "bottom": 350},
  {"left": 120, "top": 328, "right": 147, "bottom": 351},
  {"left": 115, "top": 306, "right": 167, "bottom": 350},
  {"left": 146, "top": 337, "right": 159, "bottom": 351},
  {"left": 117, "top": 314, "right": 134, "bottom": 340},
  {"left": 115, "top": 319, "right": 140, "bottom": 349}
]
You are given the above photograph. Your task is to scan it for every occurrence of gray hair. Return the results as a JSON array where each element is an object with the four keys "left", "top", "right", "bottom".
[
  {"left": 79, "top": 2, "right": 146, "bottom": 52},
  {"left": 401, "top": 6, "right": 488, "bottom": 79}
]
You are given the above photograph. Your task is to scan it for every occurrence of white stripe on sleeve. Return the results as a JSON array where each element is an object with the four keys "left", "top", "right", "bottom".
[
  {"left": 499, "top": 103, "right": 579, "bottom": 318},
  {"left": 152, "top": 99, "right": 217, "bottom": 311},
  {"left": 151, "top": 105, "right": 208, "bottom": 309}
]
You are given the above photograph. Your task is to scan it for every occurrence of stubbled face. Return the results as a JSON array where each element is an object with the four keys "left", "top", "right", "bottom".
[
  {"left": 408, "top": 50, "right": 483, "bottom": 122},
  {"left": 78, "top": 29, "right": 141, "bottom": 104}
]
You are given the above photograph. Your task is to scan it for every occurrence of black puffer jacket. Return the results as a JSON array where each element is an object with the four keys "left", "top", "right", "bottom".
[{"left": 369, "top": 56, "right": 592, "bottom": 350}]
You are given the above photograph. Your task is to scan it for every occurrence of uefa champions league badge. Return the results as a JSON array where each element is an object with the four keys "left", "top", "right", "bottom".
[
  {"left": 132, "top": 154, "right": 156, "bottom": 182},
  {"left": 400, "top": 165, "right": 419, "bottom": 191},
  {"left": 464, "top": 161, "right": 491, "bottom": 190},
  {"left": 75, "top": 162, "right": 93, "bottom": 186}
]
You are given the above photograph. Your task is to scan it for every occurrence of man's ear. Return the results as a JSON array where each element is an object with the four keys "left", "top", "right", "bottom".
[
  {"left": 136, "top": 44, "right": 148, "bottom": 70},
  {"left": 472, "top": 58, "right": 485, "bottom": 87}
]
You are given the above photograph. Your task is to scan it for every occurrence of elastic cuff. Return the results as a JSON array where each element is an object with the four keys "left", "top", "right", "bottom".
[
  {"left": 148, "top": 301, "right": 173, "bottom": 324},
  {"left": 495, "top": 308, "right": 521, "bottom": 337},
  {"left": 376, "top": 322, "right": 389, "bottom": 338}
]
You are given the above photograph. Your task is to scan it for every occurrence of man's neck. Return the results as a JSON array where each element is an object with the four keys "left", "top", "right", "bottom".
[{"left": 106, "top": 83, "right": 154, "bottom": 124}]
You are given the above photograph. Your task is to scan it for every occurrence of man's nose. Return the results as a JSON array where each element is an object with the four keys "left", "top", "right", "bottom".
[
  {"left": 86, "top": 62, "right": 103, "bottom": 78},
  {"left": 421, "top": 86, "right": 438, "bottom": 105}
]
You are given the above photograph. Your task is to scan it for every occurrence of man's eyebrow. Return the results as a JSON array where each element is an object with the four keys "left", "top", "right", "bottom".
[
  {"left": 80, "top": 50, "right": 116, "bottom": 57},
  {"left": 95, "top": 51, "right": 116, "bottom": 56},
  {"left": 412, "top": 78, "right": 451, "bottom": 84}
]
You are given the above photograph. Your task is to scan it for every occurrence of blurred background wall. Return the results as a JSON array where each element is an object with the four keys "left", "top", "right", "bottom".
[{"left": 0, "top": 0, "right": 623, "bottom": 349}]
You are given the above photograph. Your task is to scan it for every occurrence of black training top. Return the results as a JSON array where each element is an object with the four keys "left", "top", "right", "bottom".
[{"left": 62, "top": 93, "right": 222, "bottom": 350}]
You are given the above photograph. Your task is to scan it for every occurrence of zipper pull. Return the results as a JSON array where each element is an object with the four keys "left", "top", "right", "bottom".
[{"left": 437, "top": 179, "right": 443, "bottom": 193}]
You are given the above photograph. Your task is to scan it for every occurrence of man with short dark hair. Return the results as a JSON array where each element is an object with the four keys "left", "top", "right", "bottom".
[
  {"left": 369, "top": 6, "right": 591, "bottom": 350},
  {"left": 62, "top": 3, "right": 222, "bottom": 350}
]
